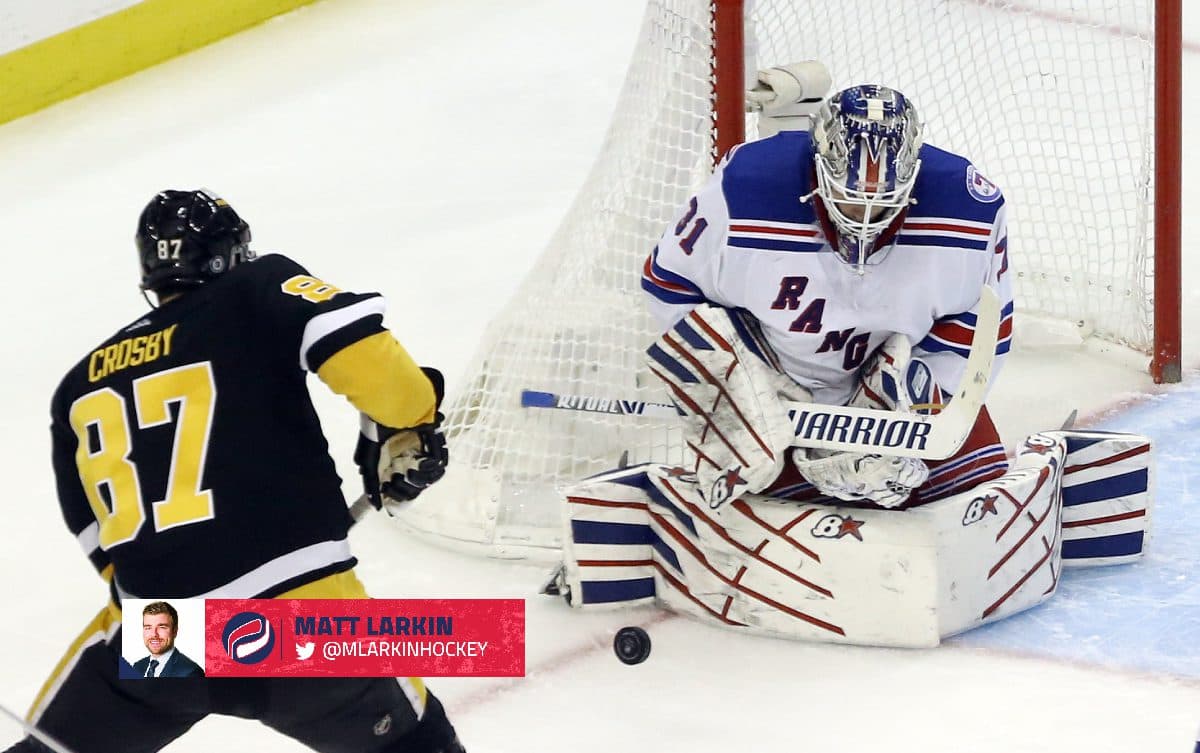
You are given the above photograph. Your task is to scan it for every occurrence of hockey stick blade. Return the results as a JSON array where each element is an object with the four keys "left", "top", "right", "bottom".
[
  {"left": 781, "top": 285, "right": 1000, "bottom": 460},
  {"left": 520, "top": 389, "right": 682, "bottom": 419},
  {"left": 348, "top": 493, "right": 374, "bottom": 523}
]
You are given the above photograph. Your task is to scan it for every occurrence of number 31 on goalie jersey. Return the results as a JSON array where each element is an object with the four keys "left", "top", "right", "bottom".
[{"left": 68, "top": 361, "right": 217, "bottom": 550}]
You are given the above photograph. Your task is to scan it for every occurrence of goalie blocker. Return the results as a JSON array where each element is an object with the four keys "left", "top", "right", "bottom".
[{"left": 550, "top": 430, "right": 1152, "bottom": 647}]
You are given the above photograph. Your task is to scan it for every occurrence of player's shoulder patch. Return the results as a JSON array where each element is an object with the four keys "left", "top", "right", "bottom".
[{"left": 965, "top": 164, "right": 1002, "bottom": 204}]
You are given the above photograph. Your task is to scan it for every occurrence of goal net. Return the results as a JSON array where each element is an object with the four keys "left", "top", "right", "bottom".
[{"left": 397, "top": 0, "right": 1174, "bottom": 557}]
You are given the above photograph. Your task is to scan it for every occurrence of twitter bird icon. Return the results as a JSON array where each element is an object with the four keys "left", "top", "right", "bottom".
[{"left": 296, "top": 641, "right": 315, "bottom": 660}]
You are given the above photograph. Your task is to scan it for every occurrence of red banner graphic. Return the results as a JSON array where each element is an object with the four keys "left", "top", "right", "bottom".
[{"left": 204, "top": 599, "right": 524, "bottom": 677}]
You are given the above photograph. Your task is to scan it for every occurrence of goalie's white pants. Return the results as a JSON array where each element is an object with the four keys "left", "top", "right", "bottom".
[{"left": 559, "top": 430, "right": 1152, "bottom": 647}]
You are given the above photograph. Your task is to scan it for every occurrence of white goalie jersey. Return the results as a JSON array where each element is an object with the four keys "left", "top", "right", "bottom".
[{"left": 641, "top": 130, "right": 1015, "bottom": 406}]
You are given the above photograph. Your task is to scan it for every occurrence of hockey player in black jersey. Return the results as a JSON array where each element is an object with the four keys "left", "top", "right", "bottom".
[{"left": 7, "top": 189, "right": 465, "bottom": 753}]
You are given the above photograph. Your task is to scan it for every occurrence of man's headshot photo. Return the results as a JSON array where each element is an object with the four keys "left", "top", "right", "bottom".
[{"left": 124, "top": 600, "right": 205, "bottom": 679}]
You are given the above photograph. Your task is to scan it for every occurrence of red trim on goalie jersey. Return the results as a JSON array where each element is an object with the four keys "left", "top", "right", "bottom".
[
  {"left": 920, "top": 302, "right": 1014, "bottom": 358},
  {"left": 642, "top": 250, "right": 705, "bottom": 305}
]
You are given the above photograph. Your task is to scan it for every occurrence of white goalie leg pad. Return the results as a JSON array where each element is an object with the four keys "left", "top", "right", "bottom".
[
  {"left": 559, "top": 462, "right": 817, "bottom": 627},
  {"left": 1055, "top": 430, "right": 1152, "bottom": 566},
  {"left": 559, "top": 465, "right": 662, "bottom": 607},
  {"left": 559, "top": 430, "right": 1151, "bottom": 643},
  {"left": 692, "top": 434, "right": 1071, "bottom": 645},
  {"left": 569, "top": 435, "right": 1068, "bottom": 645},
  {"left": 646, "top": 305, "right": 810, "bottom": 510}
]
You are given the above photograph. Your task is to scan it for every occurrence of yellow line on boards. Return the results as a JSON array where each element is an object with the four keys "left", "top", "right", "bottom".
[{"left": 0, "top": 0, "right": 321, "bottom": 126}]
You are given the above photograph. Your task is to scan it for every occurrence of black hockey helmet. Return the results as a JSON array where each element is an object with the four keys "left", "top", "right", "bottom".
[{"left": 136, "top": 189, "right": 253, "bottom": 294}]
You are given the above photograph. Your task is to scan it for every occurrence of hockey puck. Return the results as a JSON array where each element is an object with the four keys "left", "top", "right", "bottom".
[{"left": 613, "top": 626, "right": 651, "bottom": 665}]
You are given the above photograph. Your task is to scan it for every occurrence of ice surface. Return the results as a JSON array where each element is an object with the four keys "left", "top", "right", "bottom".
[{"left": 0, "top": 1, "right": 1197, "bottom": 750}]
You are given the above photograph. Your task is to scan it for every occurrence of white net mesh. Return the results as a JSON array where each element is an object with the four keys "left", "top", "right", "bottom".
[{"left": 397, "top": 0, "right": 1157, "bottom": 556}]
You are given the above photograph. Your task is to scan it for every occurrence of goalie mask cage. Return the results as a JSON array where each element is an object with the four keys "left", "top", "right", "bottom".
[{"left": 399, "top": 0, "right": 1181, "bottom": 557}]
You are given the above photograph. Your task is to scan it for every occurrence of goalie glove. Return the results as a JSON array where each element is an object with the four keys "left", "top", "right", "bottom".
[
  {"left": 354, "top": 366, "right": 449, "bottom": 514},
  {"left": 793, "top": 335, "right": 934, "bottom": 508},
  {"left": 745, "top": 61, "right": 833, "bottom": 138},
  {"left": 792, "top": 451, "right": 928, "bottom": 509}
]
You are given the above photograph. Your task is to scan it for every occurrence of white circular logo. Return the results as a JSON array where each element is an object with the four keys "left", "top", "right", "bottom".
[{"left": 966, "top": 165, "right": 1001, "bottom": 203}]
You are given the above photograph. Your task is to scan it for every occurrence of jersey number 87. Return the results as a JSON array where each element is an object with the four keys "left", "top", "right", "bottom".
[{"left": 69, "top": 361, "right": 217, "bottom": 549}]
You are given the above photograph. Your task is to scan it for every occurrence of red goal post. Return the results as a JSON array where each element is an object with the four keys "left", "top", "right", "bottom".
[{"left": 396, "top": 0, "right": 1183, "bottom": 557}]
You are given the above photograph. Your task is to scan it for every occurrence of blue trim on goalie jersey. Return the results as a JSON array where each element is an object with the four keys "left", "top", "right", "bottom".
[
  {"left": 647, "top": 343, "right": 700, "bottom": 384},
  {"left": 580, "top": 577, "right": 656, "bottom": 604},
  {"left": 893, "top": 233, "right": 989, "bottom": 251},
  {"left": 727, "top": 236, "right": 825, "bottom": 253},
  {"left": 720, "top": 132, "right": 820, "bottom": 224},
  {"left": 918, "top": 301, "right": 1014, "bottom": 358},
  {"left": 907, "top": 145, "right": 1008, "bottom": 225},
  {"left": 1062, "top": 469, "right": 1149, "bottom": 506},
  {"left": 641, "top": 278, "right": 707, "bottom": 305},
  {"left": 1061, "top": 530, "right": 1145, "bottom": 560},
  {"left": 642, "top": 248, "right": 706, "bottom": 305}
]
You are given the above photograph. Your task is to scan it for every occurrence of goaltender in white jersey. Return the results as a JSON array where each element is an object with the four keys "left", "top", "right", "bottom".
[
  {"left": 548, "top": 74, "right": 1153, "bottom": 647},
  {"left": 644, "top": 82, "right": 1013, "bottom": 508}
]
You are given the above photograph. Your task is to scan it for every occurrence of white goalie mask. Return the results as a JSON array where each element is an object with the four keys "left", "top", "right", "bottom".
[{"left": 810, "top": 85, "right": 923, "bottom": 273}]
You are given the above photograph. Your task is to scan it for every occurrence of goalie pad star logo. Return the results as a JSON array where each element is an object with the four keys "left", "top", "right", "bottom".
[{"left": 706, "top": 467, "right": 747, "bottom": 509}]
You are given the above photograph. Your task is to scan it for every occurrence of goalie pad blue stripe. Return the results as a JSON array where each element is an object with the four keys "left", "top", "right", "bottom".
[
  {"left": 600, "top": 467, "right": 701, "bottom": 537},
  {"left": 1061, "top": 531, "right": 1145, "bottom": 560},
  {"left": 651, "top": 536, "right": 684, "bottom": 574},
  {"left": 672, "top": 318, "right": 716, "bottom": 351},
  {"left": 1064, "top": 432, "right": 1132, "bottom": 453},
  {"left": 646, "top": 483, "right": 699, "bottom": 536},
  {"left": 647, "top": 343, "right": 700, "bottom": 384},
  {"left": 580, "top": 577, "right": 656, "bottom": 604},
  {"left": 1062, "top": 469, "right": 1148, "bottom": 507},
  {"left": 572, "top": 520, "right": 653, "bottom": 545}
]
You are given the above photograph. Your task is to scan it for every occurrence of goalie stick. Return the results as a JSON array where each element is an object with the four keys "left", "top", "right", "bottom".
[
  {"left": 520, "top": 389, "right": 681, "bottom": 419},
  {"left": 522, "top": 286, "right": 1001, "bottom": 461}
]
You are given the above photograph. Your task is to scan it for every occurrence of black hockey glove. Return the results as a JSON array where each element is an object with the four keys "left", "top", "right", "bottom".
[{"left": 354, "top": 367, "right": 449, "bottom": 513}]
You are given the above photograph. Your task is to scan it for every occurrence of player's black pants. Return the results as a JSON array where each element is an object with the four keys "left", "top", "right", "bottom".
[{"left": 8, "top": 621, "right": 460, "bottom": 753}]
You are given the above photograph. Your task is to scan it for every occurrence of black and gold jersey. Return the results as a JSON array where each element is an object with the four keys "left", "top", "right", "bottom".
[{"left": 49, "top": 253, "right": 435, "bottom": 600}]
